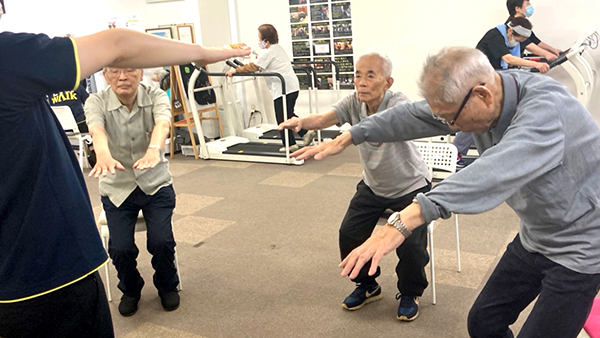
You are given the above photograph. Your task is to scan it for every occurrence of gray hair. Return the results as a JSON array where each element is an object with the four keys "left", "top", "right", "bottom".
[
  {"left": 418, "top": 46, "right": 496, "bottom": 104},
  {"left": 357, "top": 52, "right": 393, "bottom": 77},
  {"left": 153, "top": 68, "right": 170, "bottom": 81}
]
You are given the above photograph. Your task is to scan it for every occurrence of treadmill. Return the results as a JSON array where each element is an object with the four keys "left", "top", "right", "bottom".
[
  {"left": 187, "top": 66, "right": 304, "bottom": 165},
  {"left": 254, "top": 64, "right": 342, "bottom": 142}
]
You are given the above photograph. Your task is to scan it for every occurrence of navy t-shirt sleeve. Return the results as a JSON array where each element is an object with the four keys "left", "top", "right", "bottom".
[
  {"left": 528, "top": 31, "right": 541, "bottom": 45},
  {"left": 76, "top": 83, "right": 89, "bottom": 104},
  {"left": 0, "top": 33, "right": 79, "bottom": 110}
]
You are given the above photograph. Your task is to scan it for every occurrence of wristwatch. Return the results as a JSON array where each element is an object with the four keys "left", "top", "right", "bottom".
[{"left": 387, "top": 212, "right": 412, "bottom": 238}]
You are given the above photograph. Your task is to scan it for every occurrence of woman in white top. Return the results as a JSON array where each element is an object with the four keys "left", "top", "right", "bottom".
[{"left": 226, "top": 24, "right": 315, "bottom": 151}]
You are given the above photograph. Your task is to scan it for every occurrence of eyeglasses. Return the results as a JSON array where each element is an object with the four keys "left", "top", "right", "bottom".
[
  {"left": 432, "top": 83, "right": 485, "bottom": 126},
  {"left": 105, "top": 68, "right": 138, "bottom": 77}
]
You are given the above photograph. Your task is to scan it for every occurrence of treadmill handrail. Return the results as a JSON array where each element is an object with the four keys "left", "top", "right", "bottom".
[
  {"left": 201, "top": 69, "right": 287, "bottom": 95},
  {"left": 530, "top": 45, "right": 585, "bottom": 72},
  {"left": 291, "top": 60, "right": 340, "bottom": 81},
  {"left": 292, "top": 66, "right": 318, "bottom": 89}
]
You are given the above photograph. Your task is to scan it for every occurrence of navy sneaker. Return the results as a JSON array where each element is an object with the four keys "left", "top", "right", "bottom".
[
  {"left": 456, "top": 153, "right": 466, "bottom": 170},
  {"left": 342, "top": 282, "right": 382, "bottom": 311},
  {"left": 396, "top": 294, "right": 419, "bottom": 321}
]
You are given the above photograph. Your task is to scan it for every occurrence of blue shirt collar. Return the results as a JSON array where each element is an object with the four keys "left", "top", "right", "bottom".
[{"left": 491, "top": 71, "right": 519, "bottom": 143}]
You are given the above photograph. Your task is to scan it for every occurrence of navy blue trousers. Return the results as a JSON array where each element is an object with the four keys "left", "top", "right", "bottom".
[
  {"left": 101, "top": 185, "right": 178, "bottom": 296},
  {"left": 0, "top": 272, "right": 114, "bottom": 338},
  {"left": 468, "top": 234, "right": 600, "bottom": 338},
  {"left": 339, "top": 180, "right": 431, "bottom": 296}
]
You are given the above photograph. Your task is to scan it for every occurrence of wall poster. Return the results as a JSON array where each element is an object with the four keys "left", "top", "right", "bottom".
[{"left": 289, "top": 0, "right": 354, "bottom": 90}]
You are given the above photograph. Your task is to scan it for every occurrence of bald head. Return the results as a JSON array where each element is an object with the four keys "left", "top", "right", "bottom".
[{"left": 418, "top": 47, "right": 496, "bottom": 105}]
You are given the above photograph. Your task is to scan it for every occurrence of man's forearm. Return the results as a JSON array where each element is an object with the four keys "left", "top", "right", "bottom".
[
  {"left": 89, "top": 125, "right": 111, "bottom": 158},
  {"left": 74, "top": 29, "right": 247, "bottom": 79},
  {"left": 398, "top": 203, "right": 426, "bottom": 231},
  {"left": 300, "top": 110, "right": 339, "bottom": 130},
  {"left": 148, "top": 120, "right": 171, "bottom": 149},
  {"left": 348, "top": 100, "right": 450, "bottom": 145}
]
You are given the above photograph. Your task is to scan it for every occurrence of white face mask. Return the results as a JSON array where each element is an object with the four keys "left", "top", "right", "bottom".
[
  {"left": 258, "top": 40, "right": 268, "bottom": 49},
  {"left": 507, "top": 39, "right": 519, "bottom": 48}
]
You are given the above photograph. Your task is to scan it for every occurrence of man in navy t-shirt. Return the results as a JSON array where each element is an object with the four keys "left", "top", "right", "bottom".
[{"left": 0, "top": 2, "right": 250, "bottom": 334}]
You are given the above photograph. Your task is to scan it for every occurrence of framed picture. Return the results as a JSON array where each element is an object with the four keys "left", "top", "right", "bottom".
[
  {"left": 145, "top": 27, "right": 173, "bottom": 39},
  {"left": 290, "top": 6, "right": 308, "bottom": 23},
  {"left": 176, "top": 25, "right": 194, "bottom": 43}
]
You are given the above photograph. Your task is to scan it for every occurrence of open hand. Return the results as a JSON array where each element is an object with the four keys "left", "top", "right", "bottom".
[
  {"left": 89, "top": 155, "right": 125, "bottom": 178},
  {"left": 133, "top": 149, "right": 161, "bottom": 171},
  {"left": 290, "top": 131, "right": 352, "bottom": 161},
  {"left": 340, "top": 225, "right": 406, "bottom": 279}
]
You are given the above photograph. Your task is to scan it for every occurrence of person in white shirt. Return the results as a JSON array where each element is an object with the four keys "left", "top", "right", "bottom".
[{"left": 226, "top": 24, "right": 315, "bottom": 152}]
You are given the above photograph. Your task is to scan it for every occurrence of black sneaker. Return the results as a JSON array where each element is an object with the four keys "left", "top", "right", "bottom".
[
  {"left": 159, "top": 291, "right": 180, "bottom": 311},
  {"left": 119, "top": 294, "right": 140, "bottom": 317},
  {"left": 396, "top": 294, "right": 419, "bottom": 321},
  {"left": 342, "top": 282, "right": 382, "bottom": 311}
]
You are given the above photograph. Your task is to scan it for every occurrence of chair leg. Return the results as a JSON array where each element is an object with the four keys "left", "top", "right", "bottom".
[
  {"left": 101, "top": 235, "right": 112, "bottom": 302},
  {"left": 78, "top": 137, "right": 84, "bottom": 171},
  {"left": 174, "top": 249, "right": 182, "bottom": 291},
  {"left": 428, "top": 221, "right": 436, "bottom": 305},
  {"left": 455, "top": 214, "right": 461, "bottom": 272}
]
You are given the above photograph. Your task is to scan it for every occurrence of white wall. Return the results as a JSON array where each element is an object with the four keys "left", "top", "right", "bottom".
[
  {"left": 0, "top": 0, "right": 202, "bottom": 38},
  {"left": 0, "top": 0, "right": 203, "bottom": 89},
  {"left": 234, "top": 0, "right": 600, "bottom": 119}
]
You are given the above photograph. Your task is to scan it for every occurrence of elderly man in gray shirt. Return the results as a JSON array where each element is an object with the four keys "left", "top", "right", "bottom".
[
  {"left": 85, "top": 67, "right": 178, "bottom": 317},
  {"left": 280, "top": 52, "right": 431, "bottom": 322},
  {"left": 292, "top": 46, "right": 600, "bottom": 338}
]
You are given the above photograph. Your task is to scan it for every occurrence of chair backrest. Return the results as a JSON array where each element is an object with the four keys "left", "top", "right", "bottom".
[
  {"left": 413, "top": 141, "right": 458, "bottom": 178},
  {"left": 51, "top": 106, "right": 80, "bottom": 134}
]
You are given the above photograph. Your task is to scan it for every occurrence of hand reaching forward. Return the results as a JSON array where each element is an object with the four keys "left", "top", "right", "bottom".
[
  {"left": 133, "top": 148, "right": 161, "bottom": 171},
  {"left": 278, "top": 117, "right": 303, "bottom": 133},
  {"left": 89, "top": 154, "right": 125, "bottom": 178},
  {"left": 339, "top": 225, "right": 406, "bottom": 279},
  {"left": 290, "top": 130, "right": 353, "bottom": 161},
  {"left": 194, "top": 46, "right": 251, "bottom": 67}
]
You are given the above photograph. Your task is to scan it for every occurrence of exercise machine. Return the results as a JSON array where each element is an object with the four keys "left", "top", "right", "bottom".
[
  {"left": 187, "top": 67, "right": 304, "bottom": 165},
  {"left": 530, "top": 27, "right": 598, "bottom": 108}
]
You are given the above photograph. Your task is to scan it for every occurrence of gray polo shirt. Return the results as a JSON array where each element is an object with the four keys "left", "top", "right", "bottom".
[
  {"left": 349, "top": 70, "right": 600, "bottom": 274},
  {"left": 332, "top": 91, "right": 431, "bottom": 198},
  {"left": 85, "top": 83, "right": 172, "bottom": 207}
]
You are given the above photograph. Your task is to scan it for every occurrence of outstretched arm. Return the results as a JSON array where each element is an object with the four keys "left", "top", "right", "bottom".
[
  {"left": 291, "top": 130, "right": 353, "bottom": 161},
  {"left": 502, "top": 54, "right": 550, "bottom": 73},
  {"left": 88, "top": 124, "right": 125, "bottom": 178},
  {"left": 278, "top": 109, "right": 339, "bottom": 133},
  {"left": 133, "top": 120, "right": 170, "bottom": 171},
  {"left": 524, "top": 42, "right": 558, "bottom": 61},
  {"left": 74, "top": 29, "right": 250, "bottom": 79}
]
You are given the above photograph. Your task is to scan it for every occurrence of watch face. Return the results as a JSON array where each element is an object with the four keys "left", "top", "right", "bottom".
[{"left": 387, "top": 212, "right": 397, "bottom": 224}]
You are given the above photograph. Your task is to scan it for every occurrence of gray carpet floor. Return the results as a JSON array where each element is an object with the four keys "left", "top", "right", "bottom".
[{"left": 85, "top": 146, "right": 531, "bottom": 338}]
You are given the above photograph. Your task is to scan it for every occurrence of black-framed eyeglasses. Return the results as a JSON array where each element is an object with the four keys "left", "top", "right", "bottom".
[{"left": 432, "top": 83, "right": 485, "bottom": 126}]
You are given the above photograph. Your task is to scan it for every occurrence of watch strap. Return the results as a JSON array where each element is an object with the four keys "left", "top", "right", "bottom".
[{"left": 389, "top": 218, "right": 412, "bottom": 238}]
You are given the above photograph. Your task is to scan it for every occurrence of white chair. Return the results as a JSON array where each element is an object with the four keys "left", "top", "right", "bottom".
[
  {"left": 98, "top": 210, "right": 182, "bottom": 302},
  {"left": 413, "top": 141, "right": 460, "bottom": 305},
  {"left": 51, "top": 106, "right": 86, "bottom": 170}
]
